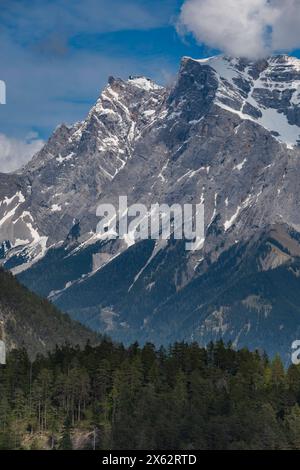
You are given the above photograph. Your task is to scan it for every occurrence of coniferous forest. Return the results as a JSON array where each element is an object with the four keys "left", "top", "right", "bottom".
[{"left": 1, "top": 340, "right": 300, "bottom": 450}]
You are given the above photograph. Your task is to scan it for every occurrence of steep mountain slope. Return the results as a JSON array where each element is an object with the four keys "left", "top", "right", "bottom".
[
  {"left": 0, "top": 268, "right": 99, "bottom": 358},
  {"left": 0, "top": 76, "right": 165, "bottom": 263},
  {"left": 16, "top": 225, "right": 300, "bottom": 361},
  {"left": 2, "top": 55, "right": 300, "bottom": 358}
]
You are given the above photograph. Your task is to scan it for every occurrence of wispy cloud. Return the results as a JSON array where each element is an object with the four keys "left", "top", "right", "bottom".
[
  {"left": 0, "top": 133, "right": 44, "bottom": 173},
  {"left": 0, "top": 0, "right": 179, "bottom": 173},
  {"left": 0, "top": 32, "right": 173, "bottom": 137},
  {"left": 178, "top": 0, "right": 300, "bottom": 58},
  {"left": 1, "top": 0, "right": 175, "bottom": 48}
]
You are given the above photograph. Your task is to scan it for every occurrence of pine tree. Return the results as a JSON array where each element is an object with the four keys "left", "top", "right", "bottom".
[{"left": 59, "top": 420, "right": 73, "bottom": 450}]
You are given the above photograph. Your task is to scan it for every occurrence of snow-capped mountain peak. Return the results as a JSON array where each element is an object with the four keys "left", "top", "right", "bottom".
[
  {"left": 127, "top": 75, "right": 163, "bottom": 91},
  {"left": 185, "top": 54, "right": 300, "bottom": 148}
]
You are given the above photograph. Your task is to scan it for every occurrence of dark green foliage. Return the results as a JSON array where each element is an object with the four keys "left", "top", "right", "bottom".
[
  {"left": 0, "top": 340, "right": 299, "bottom": 449},
  {"left": 59, "top": 420, "right": 73, "bottom": 450},
  {"left": 0, "top": 268, "right": 99, "bottom": 358}
]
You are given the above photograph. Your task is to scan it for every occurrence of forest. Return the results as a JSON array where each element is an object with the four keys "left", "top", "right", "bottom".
[{"left": 1, "top": 339, "right": 300, "bottom": 450}]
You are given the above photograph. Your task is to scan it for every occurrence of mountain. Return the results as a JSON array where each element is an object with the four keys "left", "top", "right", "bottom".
[
  {"left": 0, "top": 268, "right": 99, "bottom": 358},
  {"left": 2, "top": 55, "right": 300, "bottom": 360}
]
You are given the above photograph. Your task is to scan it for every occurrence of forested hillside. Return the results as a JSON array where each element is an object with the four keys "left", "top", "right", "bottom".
[
  {"left": 0, "top": 268, "right": 99, "bottom": 358},
  {"left": 1, "top": 340, "right": 300, "bottom": 450}
]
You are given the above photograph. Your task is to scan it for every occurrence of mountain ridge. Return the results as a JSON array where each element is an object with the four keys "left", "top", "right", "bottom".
[
  {"left": 2, "top": 54, "right": 300, "bottom": 359},
  {"left": 0, "top": 268, "right": 100, "bottom": 358}
]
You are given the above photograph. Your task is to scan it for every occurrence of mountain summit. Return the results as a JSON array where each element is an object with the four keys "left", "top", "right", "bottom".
[{"left": 2, "top": 54, "right": 300, "bottom": 360}]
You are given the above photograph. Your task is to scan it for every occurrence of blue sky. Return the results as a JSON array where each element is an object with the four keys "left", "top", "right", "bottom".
[
  {"left": 0, "top": 0, "right": 300, "bottom": 172},
  {"left": 0, "top": 0, "right": 210, "bottom": 143}
]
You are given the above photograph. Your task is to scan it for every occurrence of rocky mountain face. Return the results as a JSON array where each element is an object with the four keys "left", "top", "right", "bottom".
[{"left": 2, "top": 55, "right": 300, "bottom": 360}]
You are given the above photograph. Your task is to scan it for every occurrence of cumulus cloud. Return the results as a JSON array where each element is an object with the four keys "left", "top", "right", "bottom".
[
  {"left": 178, "top": 0, "right": 300, "bottom": 58},
  {"left": 0, "top": 133, "right": 44, "bottom": 173}
]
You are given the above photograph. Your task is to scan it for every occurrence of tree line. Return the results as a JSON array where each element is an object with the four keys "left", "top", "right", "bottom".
[{"left": 1, "top": 339, "right": 300, "bottom": 450}]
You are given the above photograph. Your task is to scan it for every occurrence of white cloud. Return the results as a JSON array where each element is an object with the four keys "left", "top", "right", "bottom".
[
  {"left": 0, "top": 133, "right": 44, "bottom": 173},
  {"left": 271, "top": 0, "right": 300, "bottom": 51},
  {"left": 179, "top": 0, "right": 300, "bottom": 58}
]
